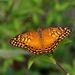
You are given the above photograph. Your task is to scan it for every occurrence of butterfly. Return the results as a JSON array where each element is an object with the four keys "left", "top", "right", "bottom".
[{"left": 10, "top": 26, "right": 72, "bottom": 54}]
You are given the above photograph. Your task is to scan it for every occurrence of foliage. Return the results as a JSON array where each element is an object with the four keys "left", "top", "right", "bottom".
[{"left": 0, "top": 0, "right": 75, "bottom": 75}]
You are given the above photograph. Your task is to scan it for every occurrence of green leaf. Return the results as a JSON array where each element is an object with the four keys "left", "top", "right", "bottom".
[
  {"left": 60, "top": 2, "right": 69, "bottom": 11},
  {"left": 55, "top": 38, "right": 72, "bottom": 51},
  {"left": 55, "top": 2, "right": 69, "bottom": 11},
  {"left": 73, "top": 59, "right": 75, "bottom": 70},
  {"left": 58, "top": 38, "right": 72, "bottom": 47},
  {"left": 14, "top": 55, "right": 25, "bottom": 62},
  {"left": 39, "top": 54, "right": 56, "bottom": 64},
  {"left": 46, "top": 12, "right": 56, "bottom": 25},
  {"left": 28, "top": 54, "right": 56, "bottom": 69},
  {"left": 32, "top": 13, "right": 40, "bottom": 24},
  {"left": 2, "top": 59, "right": 13, "bottom": 73},
  {"left": 55, "top": 13, "right": 62, "bottom": 24},
  {"left": 0, "top": 50, "right": 29, "bottom": 58},
  {"left": 71, "top": 0, "right": 75, "bottom": 5},
  {"left": 33, "top": 0, "right": 43, "bottom": 5},
  {"left": 28, "top": 55, "right": 37, "bottom": 69},
  {"left": 37, "top": 8, "right": 44, "bottom": 14}
]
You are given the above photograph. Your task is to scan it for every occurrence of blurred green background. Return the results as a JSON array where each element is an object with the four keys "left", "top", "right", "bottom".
[{"left": 0, "top": 0, "right": 75, "bottom": 75}]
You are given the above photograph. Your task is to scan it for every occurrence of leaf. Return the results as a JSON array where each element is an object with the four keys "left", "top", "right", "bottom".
[
  {"left": 0, "top": 50, "right": 29, "bottom": 58},
  {"left": 55, "top": 13, "right": 62, "bottom": 24},
  {"left": 55, "top": 38, "right": 72, "bottom": 51},
  {"left": 37, "top": 8, "right": 44, "bottom": 14},
  {"left": 73, "top": 59, "right": 75, "bottom": 70},
  {"left": 39, "top": 54, "right": 56, "bottom": 64},
  {"left": 14, "top": 55, "right": 25, "bottom": 62},
  {"left": 46, "top": 12, "right": 56, "bottom": 25},
  {"left": 28, "top": 55, "right": 37, "bottom": 69},
  {"left": 55, "top": 2, "right": 69, "bottom": 11},
  {"left": 32, "top": 13, "right": 40, "bottom": 24},
  {"left": 60, "top": 2, "right": 69, "bottom": 11},
  {"left": 58, "top": 38, "right": 72, "bottom": 47},
  {"left": 72, "top": 0, "right": 75, "bottom": 5},
  {"left": 28, "top": 54, "right": 57, "bottom": 69},
  {"left": 33, "top": 0, "right": 43, "bottom": 5},
  {"left": 2, "top": 59, "right": 13, "bottom": 73}
]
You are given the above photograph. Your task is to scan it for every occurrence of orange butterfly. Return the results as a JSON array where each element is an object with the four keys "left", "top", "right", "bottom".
[{"left": 10, "top": 27, "right": 72, "bottom": 54}]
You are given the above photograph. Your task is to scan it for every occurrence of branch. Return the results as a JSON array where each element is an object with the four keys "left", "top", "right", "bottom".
[{"left": 52, "top": 54, "right": 70, "bottom": 75}]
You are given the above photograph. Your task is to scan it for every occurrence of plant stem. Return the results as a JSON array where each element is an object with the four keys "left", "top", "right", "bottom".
[{"left": 52, "top": 55, "right": 70, "bottom": 75}]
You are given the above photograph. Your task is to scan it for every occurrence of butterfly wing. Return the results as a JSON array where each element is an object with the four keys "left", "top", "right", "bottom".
[
  {"left": 42, "top": 27, "right": 72, "bottom": 53},
  {"left": 10, "top": 31, "right": 43, "bottom": 54}
]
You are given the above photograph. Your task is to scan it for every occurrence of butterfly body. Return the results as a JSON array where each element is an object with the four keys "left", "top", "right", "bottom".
[{"left": 10, "top": 27, "right": 71, "bottom": 54}]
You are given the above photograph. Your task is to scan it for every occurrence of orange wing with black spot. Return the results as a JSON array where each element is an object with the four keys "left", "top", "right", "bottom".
[
  {"left": 42, "top": 27, "right": 71, "bottom": 53},
  {"left": 10, "top": 31, "right": 43, "bottom": 54}
]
